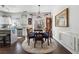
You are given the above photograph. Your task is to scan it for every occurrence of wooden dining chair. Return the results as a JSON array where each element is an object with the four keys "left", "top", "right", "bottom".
[
  {"left": 34, "top": 33, "right": 44, "bottom": 48},
  {"left": 43, "top": 32, "right": 50, "bottom": 45},
  {"left": 27, "top": 29, "right": 35, "bottom": 45}
]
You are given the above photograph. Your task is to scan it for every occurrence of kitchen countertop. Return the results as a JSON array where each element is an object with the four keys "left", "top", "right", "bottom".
[{"left": 0, "top": 28, "right": 11, "bottom": 30}]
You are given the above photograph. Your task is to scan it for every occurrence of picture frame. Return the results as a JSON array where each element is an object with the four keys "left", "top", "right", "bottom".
[
  {"left": 55, "top": 8, "right": 69, "bottom": 27},
  {"left": 28, "top": 18, "right": 32, "bottom": 25}
]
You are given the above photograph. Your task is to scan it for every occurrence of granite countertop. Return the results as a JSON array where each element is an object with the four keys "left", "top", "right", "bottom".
[{"left": 0, "top": 28, "right": 11, "bottom": 30}]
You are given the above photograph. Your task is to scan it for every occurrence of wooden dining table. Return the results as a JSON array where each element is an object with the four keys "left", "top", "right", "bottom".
[
  {"left": 27, "top": 29, "right": 50, "bottom": 47},
  {"left": 34, "top": 29, "right": 43, "bottom": 32}
]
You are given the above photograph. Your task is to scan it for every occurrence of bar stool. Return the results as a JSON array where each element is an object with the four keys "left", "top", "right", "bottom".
[
  {"left": 5, "top": 34, "right": 11, "bottom": 46},
  {"left": 0, "top": 34, "right": 7, "bottom": 47}
]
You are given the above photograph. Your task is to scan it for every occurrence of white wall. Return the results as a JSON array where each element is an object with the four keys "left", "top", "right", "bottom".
[
  {"left": 52, "top": 5, "right": 79, "bottom": 40},
  {"left": 52, "top": 5, "right": 79, "bottom": 53}
]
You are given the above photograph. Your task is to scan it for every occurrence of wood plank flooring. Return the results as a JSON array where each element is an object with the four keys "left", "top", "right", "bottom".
[{"left": 0, "top": 37, "right": 71, "bottom": 54}]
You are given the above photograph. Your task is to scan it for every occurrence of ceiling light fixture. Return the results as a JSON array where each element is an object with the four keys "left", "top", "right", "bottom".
[
  {"left": 1, "top": 5, "right": 5, "bottom": 8},
  {"left": 37, "top": 5, "right": 41, "bottom": 18},
  {"left": 0, "top": 5, "right": 9, "bottom": 11}
]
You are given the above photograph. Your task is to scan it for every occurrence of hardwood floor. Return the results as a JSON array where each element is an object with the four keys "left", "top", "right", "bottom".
[{"left": 0, "top": 37, "right": 71, "bottom": 54}]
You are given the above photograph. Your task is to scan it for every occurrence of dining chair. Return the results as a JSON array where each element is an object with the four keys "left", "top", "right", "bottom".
[
  {"left": 27, "top": 29, "right": 35, "bottom": 45},
  {"left": 34, "top": 32, "right": 44, "bottom": 48},
  {"left": 43, "top": 32, "right": 51, "bottom": 45}
]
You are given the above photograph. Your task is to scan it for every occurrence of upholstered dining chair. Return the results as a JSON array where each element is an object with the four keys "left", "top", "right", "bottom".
[
  {"left": 27, "top": 29, "right": 35, "bottom": 45},
  {"left": 43, "top": 32, "right": 50, "bottom": 45},
  {"left": 34, "top": 32, "right": 44, "bottom": 48}
]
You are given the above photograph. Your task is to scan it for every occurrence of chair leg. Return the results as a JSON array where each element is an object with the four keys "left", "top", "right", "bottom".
[
  {"left": 28, "top": 38, "right": 30, "bottom": 45},
  {"left": 8, "top": 34, "right": 11, "bottom": 47},
  {"left": 33, "top": 38, "right": 35, "bottom": 41},
  {"left": 34, "top": 41, "right": 36, "bottom": 48},
  {"left": 45, "top": 38, "right": 46, "bottom": 41},
  {"left": 3, "top": 36, "right": 6, "bottom": 46},
  {"left": 47, "top": 38, "right": 49, "bottom": 45},
  {"left": 0, "top": 44, "right": 3, "bottom": 48},
  {"left": 50, "top": 38, "right": 52, "bottom": 43},
  {"left": 41, "top": 40, "right": 43, "bottom": 48}
]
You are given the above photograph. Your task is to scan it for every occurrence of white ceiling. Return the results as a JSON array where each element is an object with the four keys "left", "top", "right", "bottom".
[{"left": 0, "top": 5, "right": 54, "bottom": 13}]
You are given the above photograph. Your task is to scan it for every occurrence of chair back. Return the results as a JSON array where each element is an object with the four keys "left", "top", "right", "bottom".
[{"left": 35, "top": 33, "right": 43, "bottom": 39}]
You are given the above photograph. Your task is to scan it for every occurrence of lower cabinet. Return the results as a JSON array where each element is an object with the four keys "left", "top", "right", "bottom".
[{"left": 17, "top": 29, "right": 23, "bottom": 37}]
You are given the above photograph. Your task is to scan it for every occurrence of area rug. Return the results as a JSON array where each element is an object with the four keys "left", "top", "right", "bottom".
[{"left": 22, "top": 39, "right": 57, "bottom": 54}]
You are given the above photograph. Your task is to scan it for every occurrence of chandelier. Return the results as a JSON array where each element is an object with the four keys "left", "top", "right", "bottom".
[{"left": 37, "top": 5, "right": 41, "bottom": 18}]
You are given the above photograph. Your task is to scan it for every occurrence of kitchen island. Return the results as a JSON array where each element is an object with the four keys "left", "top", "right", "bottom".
[{"left": 0, "top": 27, "right": 17, "bottom": 46}]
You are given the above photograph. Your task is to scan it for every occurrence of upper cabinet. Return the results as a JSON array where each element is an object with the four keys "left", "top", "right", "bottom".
[{"left": 0, "top": 15, "right": 11, "bottom": 24}]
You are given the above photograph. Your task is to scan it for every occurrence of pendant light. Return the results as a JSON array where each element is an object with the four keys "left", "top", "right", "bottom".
[{"left": 37, "top": 5, "right": 41, "bottom": 18}]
